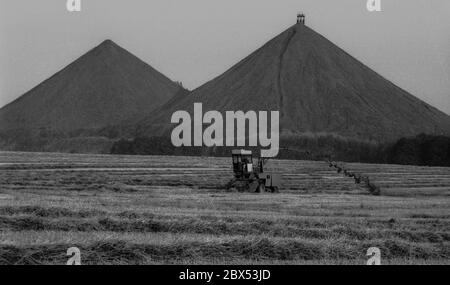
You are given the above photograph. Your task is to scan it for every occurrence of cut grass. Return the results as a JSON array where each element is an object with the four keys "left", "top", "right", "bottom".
[
  {"left": 0, "top": 214, "right": 448, "bottom": 243},
  {"left": 0, "top": 152, "right": 449, "bottom": 264},
  {"left": 0, "top": 238, "right": 448, "bottom": 265}
]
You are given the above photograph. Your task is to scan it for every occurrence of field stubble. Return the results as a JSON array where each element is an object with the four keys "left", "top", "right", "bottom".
[{"left": 0, "top": 152, "right": 449, "bottom": 265}]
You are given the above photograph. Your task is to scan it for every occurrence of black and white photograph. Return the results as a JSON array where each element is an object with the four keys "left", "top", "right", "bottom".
[{"left": 0, "top": 0, "right": 449, "bottom": 271}]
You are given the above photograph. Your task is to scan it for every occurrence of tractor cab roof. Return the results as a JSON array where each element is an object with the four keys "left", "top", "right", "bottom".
[{"left": 232, "top": 149, "right": 252, "bottom": 156}]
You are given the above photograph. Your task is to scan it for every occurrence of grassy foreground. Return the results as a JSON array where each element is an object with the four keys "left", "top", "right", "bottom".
[{"left": 0, "top": 152, "right": 449, "bottom": 265}]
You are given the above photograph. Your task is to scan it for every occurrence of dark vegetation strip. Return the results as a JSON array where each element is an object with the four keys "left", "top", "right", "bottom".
[
  {"left": 0, "top": 164, "right": 209, "bottom": 171},
  {"left": 0, "top": 239, "right": 448, "bottom": 265},
  {"left": 110, "top": 134, "right": 450, "bottom": 166},
  {"left": 0, "top": 206, "right": 449, "bottom": 232},
  {"left": 0, "top": 216, "right": 448, "bottom": 243},
  {"left": 0, "top": 179, "right": 222, "bottom": 190},
  {"left": 0, "top": 206, "right": 106, "bottom": 218}
]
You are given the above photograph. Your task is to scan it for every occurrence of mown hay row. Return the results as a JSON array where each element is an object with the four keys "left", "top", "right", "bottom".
[
  {"left": 0, "top": 238, "right": 448, "bottom": 265},
  {"left": 0, "top": 215, "right": 448, "bottom": 243}
]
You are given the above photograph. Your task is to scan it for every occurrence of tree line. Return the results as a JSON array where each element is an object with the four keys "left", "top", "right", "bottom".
[{"left": 110, "top": 133, "right": 450, "bottom": 167}]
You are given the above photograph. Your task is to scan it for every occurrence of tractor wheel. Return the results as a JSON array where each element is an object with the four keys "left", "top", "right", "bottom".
[
  {"left": 257, "top": 182, "right": 266, "bottom": 193},
  {"left": 248, "top": 181, "right": 259, "bottom": 193}
]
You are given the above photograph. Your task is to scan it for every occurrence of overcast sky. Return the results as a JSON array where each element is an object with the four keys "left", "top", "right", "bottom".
[{"left": 1, "top": 0, "right": 449, "bottom": 114}]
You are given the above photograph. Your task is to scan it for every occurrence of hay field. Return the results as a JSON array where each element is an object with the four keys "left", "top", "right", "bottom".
[{"left": 0, "top": 151, "right": 449, "bottom": 265}]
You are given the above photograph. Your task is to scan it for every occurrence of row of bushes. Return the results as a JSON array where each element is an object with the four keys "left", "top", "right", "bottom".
[
  {"left": 110, "top": 133, "right": 450, "bottom": 166},
  {"left": 2, "top": 128, "right": 448, "bottom": 166},
  {"left": 387, "top": 134, "right": 450, "bottom": 166}
]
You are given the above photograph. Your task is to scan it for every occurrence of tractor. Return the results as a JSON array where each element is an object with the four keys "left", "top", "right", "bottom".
[{"left": 226, "top": 149, "right": 281, "bottom": 193}]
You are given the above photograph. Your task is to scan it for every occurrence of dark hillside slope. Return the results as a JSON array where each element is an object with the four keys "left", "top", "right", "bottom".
[
  {"left": 0, "top": 40, "right": 181, "bottom": 132},
  {"left": 139, "top": 24, "right": 450, "bottom": 142}
]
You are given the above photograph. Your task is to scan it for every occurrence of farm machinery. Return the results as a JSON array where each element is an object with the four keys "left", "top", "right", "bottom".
[
  {"left": 224, "top": 147, "right": 382, "bottom": 195},
  {"left": 226, "top": 149, "right": 281, "bottom": 193}
]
